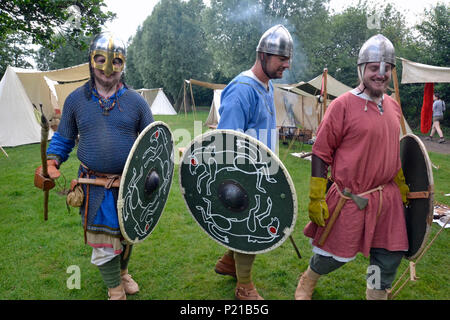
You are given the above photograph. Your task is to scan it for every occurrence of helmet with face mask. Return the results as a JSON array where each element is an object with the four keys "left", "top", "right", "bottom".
[
  {"left": 89, "top": 32, "right": 126, "bottom": 77},
  {"left": 357, "top": 34, "right": 395, "bottom": 79}
]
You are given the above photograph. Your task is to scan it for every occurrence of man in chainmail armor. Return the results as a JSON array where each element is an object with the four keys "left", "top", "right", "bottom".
[{"left": 35, "top": 32, "right": 154, "bottom": 300}]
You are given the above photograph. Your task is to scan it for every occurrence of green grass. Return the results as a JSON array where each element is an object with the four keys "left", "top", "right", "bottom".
[{"left": 0, "top": 110, "right": 448, "bottom": 300}]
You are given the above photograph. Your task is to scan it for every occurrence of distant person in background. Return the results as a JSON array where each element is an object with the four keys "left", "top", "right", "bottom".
[
  {"left": 214, "top": 24, "right": 293, "bottom": 300},
  {"left": 426, "top": 93, "right": 446, "bottom": 143}
]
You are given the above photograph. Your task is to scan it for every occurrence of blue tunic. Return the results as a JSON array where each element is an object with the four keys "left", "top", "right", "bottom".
[
  {"left": 47, "top": 81, "right": 154, "bottom": 236},
  {"left": 217, "top": 73, "right": 277, "bottom": 151}
]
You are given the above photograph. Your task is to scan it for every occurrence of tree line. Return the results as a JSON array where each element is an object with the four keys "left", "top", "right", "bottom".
[{"left": 1, "top": 0, "right": 449, "bottom": 129}]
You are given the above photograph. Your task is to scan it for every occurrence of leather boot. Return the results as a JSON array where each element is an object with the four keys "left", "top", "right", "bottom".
[
  {"left": 214, "top": 253, "right": 236, "bottom": 278},
  {"left": 108, "top": 283, "right": 126, "bottom": 300},
  {"left": 120, "top": 269, "right": 139, "bottom": 295},
  {"left": 235, "top": 282, "right": 264, "bottom": 300},
  {"left": 295, "top": 266, "right": 321, "bottom": 300},
  {"left": 366, "top": 288, "right": 388, "bottom": 300}
]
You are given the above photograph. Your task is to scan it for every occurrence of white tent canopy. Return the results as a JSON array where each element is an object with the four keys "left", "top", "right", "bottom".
[
  {"left": 274, "top": 85, "right": 320, "bottom": 131},
  {"left": 175, "top": 79, "right": 226, "bottom": 115},
  {"left": 0, "top": 67, "right": 45, "bottom": 147},
  {"left": 136, "top": 88, "right": 176, "bottom": 115},
  {"left": 400, "top": 57, "right": 450, "bottom": 84},
  {"left": 0, "top": 63, "right": 89, "bottom": 147},
  {"left": 295, "top": 73, "right": 353, "bottom": 98},
  {"left": 204, "top": 84, "right": 321, "bottom": 132},
  {"left": 54, "top": 79, "right": 88, "bottom": 110},
  {"left": 13, "top": 63, "right": 89, "bottom": 118},
  {"left": 205, "top": 89, "right": 223, "bottom": 128}
]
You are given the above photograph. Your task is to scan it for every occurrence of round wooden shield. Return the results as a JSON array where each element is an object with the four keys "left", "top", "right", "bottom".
[
  {"left": 179, "top": 130, "right": 297, "bottom": 254},
  {"left": 117, "top": 121, "right": 174, "bottom": 244},
  {"left": 400, "top": 134, "right": 434, "bottom": 260}
]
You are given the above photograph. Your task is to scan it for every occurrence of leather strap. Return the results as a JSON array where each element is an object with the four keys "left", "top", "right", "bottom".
[
  {"left": 407, "top": 191, "right": 430, "bottom": 199},
  {"left": 407, "top": 186, "right": 433, "bottom": 199},
  {"left": 311, "top": 154, "right": 328, "bottom": 178},
  {"left": 77, "top": 177, "right": 121, "bottom": 189}
]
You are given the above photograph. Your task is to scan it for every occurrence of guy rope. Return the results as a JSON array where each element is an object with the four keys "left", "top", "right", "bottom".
[{"left": 389, "top": 217, "right": 449, "bottom": 299}]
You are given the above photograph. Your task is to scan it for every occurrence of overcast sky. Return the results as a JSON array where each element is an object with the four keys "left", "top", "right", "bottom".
[{"left": 102, "top": 0, "right": 444, "bottom": 43}]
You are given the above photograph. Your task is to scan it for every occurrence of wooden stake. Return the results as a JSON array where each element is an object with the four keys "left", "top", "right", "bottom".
[
  {"left": 0, "top": 146, "right": 8, "bottom": 158},
  {"left": 392, "top": 68, "right": 407, "bottom": 135},
  {"left": 183, "top": 82, "right": 187, "bottom": 118},
  {"left": 189, "top": 81, "right": 196, "bottom": 120},
  {"left": 38, "top": 104, "right": 50, "bottom": 221},
  {"left": 322, "top": 68, "right": 328, "bottom": 117}
]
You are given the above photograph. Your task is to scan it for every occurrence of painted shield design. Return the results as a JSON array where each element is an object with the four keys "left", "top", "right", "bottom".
[
  {"left": 179, "top": 130, "right": 297, "bottom": 254},
  {"left": 400, "top": 134, "right": 434, "bottom": 260},
  {"left": 117, "top": 121, "right": 174, "bottom": 244}
]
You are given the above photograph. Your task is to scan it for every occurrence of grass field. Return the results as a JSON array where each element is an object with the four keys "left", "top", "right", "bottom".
[{"left": 0, "top": 110, "right": 448, "bottom": 300}]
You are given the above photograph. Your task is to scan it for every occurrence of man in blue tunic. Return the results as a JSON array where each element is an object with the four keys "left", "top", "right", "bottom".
[
  {"left": 214, "top": 24, "right": 293, "bottom": 300},
  {"left": 34, "top": 32, "right": 154, "bottom": 300}
]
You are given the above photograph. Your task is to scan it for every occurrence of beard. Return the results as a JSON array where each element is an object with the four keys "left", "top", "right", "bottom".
[
  {"left": 365, "top": 85, "right": 384, "bottom": 98},
  {"left": 363, "top": 78, "right": 389, "bottom": 99},
  {"left": 266, "top": 68, "right": 285, "bottom": 79},
  {"left": 95, "top": 74, "right": 120, "bottom": 91},
  {"left": 260, "top": 53, "right": 286, "bottom": 80}
]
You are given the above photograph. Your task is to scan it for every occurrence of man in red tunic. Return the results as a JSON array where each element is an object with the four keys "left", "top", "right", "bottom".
[{"left": 295, "top": 34, "right": 410, "bottom": 300}]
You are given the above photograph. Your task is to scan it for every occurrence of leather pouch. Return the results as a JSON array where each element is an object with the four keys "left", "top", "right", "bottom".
[{"left": 66, "top": 179, "right": 84, "bottom": 207}]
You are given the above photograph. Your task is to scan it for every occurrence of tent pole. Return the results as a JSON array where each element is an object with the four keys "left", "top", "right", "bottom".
[
  {"left": 322, "top": 68, "right": 328, "bottom": 117},
  {"left": 183, "top": 82, "right": 187, "bottom": 118},
  {"left": 392, "top": 68, "right": 407, "bottom": 135},
  {"left": 189, "top": 81, "right": 196, "bottom": 121},
  {"left": 0, "top": 146, "right": 8, "bottom": 158},
  {"left": 301, "top": 96, "right": 305, "bottom": 128},
  {"left": 315, "top": 97, "right": 320, "bottom": 128}
]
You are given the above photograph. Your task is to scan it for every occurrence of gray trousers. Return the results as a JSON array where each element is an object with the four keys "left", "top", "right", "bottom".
[{"left": 309, "top": 248, "right": 404, "bottom": 290}]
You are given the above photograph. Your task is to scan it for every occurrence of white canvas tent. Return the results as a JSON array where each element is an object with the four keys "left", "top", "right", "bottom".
[
  {"left": 397, "top": 57, "right": 448, "bottom": 135},
  {"left": 283, "top": 72, "right": 353, "bottom": 129},
  {"left": 205, "top": 89, "right": 223, "bottom": 128},
  {"left": 204, "top": 83, "right": 320, "bottom": 132},
  {"left": 273, "top": 85, "right": 319, "bottom": 131},
  {"left": 0, "top": 67, "right": 44, "bottom": 147},
  {"left": 286, "top": 72, "right": 413, "bottom": 134},
  {"left": 54, "top": 79, "right": 88, "bottom": 110},
  {"left": 136, "top": 88, "right": 176, "bottom": 115},
  {"left": 175, "top": 79, "right": 226, "bottom": 115},
  {"left": 292, "top": 73, "right": 353, "bottom": 98},
  {"left": 400, "top": 57, "right": 450, "bottom": 84},
  {"left": 0, "top": 63, "right": 89, "bottom": 147},
  {"left": 13, "top": 63, "right": 89, "bottom": 117}
]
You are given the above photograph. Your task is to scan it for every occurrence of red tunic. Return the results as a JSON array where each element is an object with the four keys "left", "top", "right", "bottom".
[{"left": 304, "top": 92, "right": 409, "bottom": 258}]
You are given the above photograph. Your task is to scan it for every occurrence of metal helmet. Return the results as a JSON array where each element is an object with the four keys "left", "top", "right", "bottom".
[
  {"left": 256, "top": 24, "right": 293, "bottom": 59},
  {"left": 89, "top": 32, "right": 126, "bottom": 77},
  {"left": 357, "top": 34, "right": 395, "bottom": 76}
]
